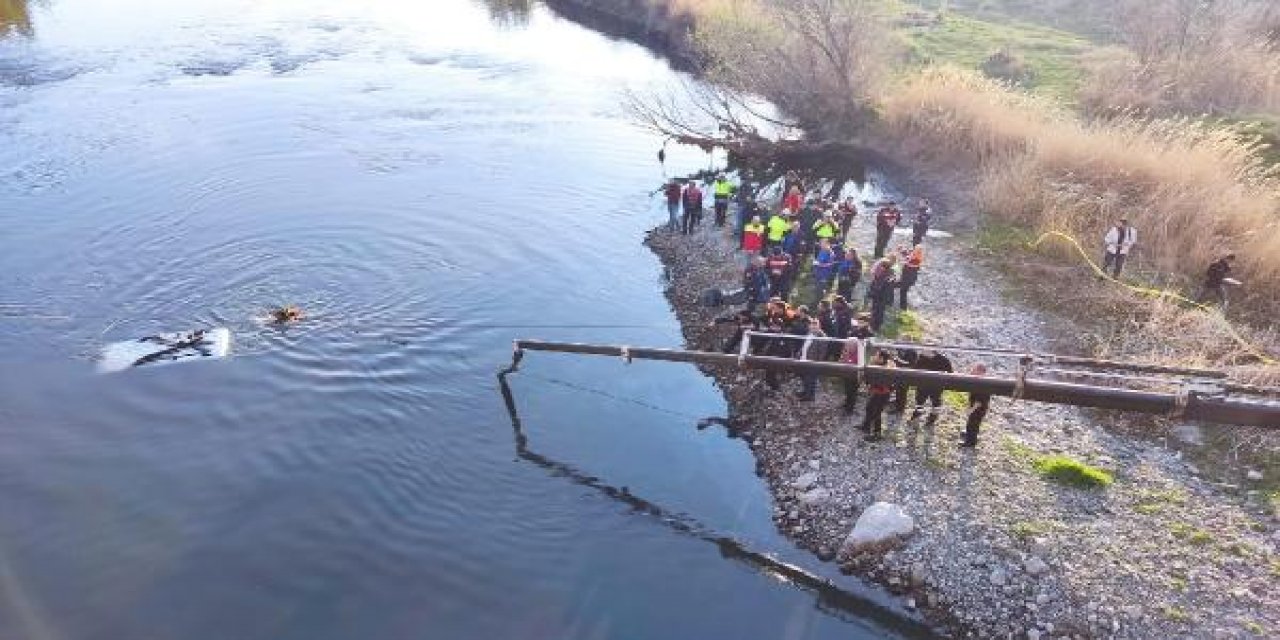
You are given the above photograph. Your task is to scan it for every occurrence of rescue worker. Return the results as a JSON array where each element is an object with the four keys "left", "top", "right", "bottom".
[
  {"left": 765, "top": 209, "right": 791, "bottom": 252},
  {"left": 841, "top": 314, "right": 874, "bottom": 414},
  {"left": 813, "top": 211, "right": 840, "bottom": 245},
  {"left": 765, "top": 246, "right": 794, "bottom": 299},
  {"left": 899, "top": 243, "right": 924, "bottom": 310},
  {"left": 783, "top": 183, "right": 804, "bottom": 214},
  {"left": 860, "top": 349, "right": 896, "bottom": 441},
  {"left": 681, "top": 181, "right": 704, "bottom": 234},
  {"left": 837, "top": 197, "right": 858, "bottom": 237},
  {"left": 911, "top": 200, "right": 932, "bottom": 246},
  {"left": 1101, "top": 217, "right": 1137, "bottom": 278},
  {"left": 795, "top": 317, "right": 826, "bottom": 402},
  {"left": 866, "top": 255, "right": 898, "bottom": 333},
  {"left": 874, "top": 201, "right": 902, "bottom": 259},
  {"left": 711, "top": 309, "right": 759, "bottom": 354},
  {"left": 911, "top": 349, "right": 954, "bottom": 420},
  {"left": 961, "top": 363, "right": 991, "bottom": 448},
  {"left": 1197, "top": 253, "right": 1237, "bottom": 307},
  {"left": 663, "top": 179, "right": 682, "bottom": 230},
  {"left": 742, "top": 216, "right": 766, "bottom": 253},
  {"left": 889, "top": 346, "right": 919, "bottom": 414},
  {"left": 828, "top": 295, "right": 854, "bottom": 359},
  {"left": 837, "top": 245, "right": 862, "bottom": 301},
  {"left": 742, "top": 256, "right": 770, "bottom": 312},
  {"left": 713, "top": 174, "right": 734, "bottom": 227},
  {"left": 812, "top": 239, "right": 836, "bottom": 300}
]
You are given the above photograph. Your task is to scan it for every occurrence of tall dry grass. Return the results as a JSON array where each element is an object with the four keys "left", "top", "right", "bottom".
[{"left": 882, "top": 68, "right": 1280, "bottom": 315}]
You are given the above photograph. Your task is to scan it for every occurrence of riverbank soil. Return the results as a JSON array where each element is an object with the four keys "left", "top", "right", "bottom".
[{"left": 645, "top": 206, "right": 1278, "bottom": 639}]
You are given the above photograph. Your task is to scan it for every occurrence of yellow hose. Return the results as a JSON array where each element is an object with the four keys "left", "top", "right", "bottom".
[{"left": 1029, "top": 231, "right": 1277, "bottom": 366}]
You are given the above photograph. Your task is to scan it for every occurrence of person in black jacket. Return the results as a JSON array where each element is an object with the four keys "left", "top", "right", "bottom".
[
  {"left": 710, "top": 309, "right": 759, "bottom": 354},
  {"left": 911, "top": 349, "right": 954, "bottom": 419},
  {"left": 960, "top": 363, "right": 991, "bottom": 448},
  {"left": 889, "top": 347, "right": 919, "bottom": 414},
  {"left": 1196, "top": 253, "right": 1237, "bottom": 307}
]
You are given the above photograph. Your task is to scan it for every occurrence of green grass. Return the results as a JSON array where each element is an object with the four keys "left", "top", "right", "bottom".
[
  {"left": 1169, "top": 522, "right": 1214, "bottom": 545},
  {"left": 1132, "top": 488, "right": 1187, "bottom": 515},
  {"left": 896, "top": 7, "right": 1092, "bottom": 101},
  {"left": 1008, "top": 520, "right": 1052, "bottom": 540},
  {"left": 880, "top": 309, "right": 924, "bottom": 341},
  {"left": 1162, "top": 605, "right": 1191, "bottom": 623},
  {"left": 1033, "top": 455, "right": 1114, "bottom": 489}
]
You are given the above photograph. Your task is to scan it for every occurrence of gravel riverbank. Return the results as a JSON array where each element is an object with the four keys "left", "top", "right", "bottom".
[{"left": 645, "top": 206, "right": 1278, "bottom": 639}]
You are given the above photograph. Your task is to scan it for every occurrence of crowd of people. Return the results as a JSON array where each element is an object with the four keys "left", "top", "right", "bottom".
[{"left": 663, "top": 171, "right": 992, "bottom": 447}]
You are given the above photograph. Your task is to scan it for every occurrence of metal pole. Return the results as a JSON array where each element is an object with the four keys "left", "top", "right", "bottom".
[{"left": 510, "top": 340, "right": 1280, "bottom": 428}]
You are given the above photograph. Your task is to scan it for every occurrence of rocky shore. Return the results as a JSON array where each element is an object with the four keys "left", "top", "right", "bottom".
[{"left": 645, "top": 209, "right": 1278, "bottom": 638}]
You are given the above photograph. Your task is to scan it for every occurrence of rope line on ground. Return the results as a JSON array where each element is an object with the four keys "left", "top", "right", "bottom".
[{"left": 1029, "top": 231, "right": 1276, "bottom": 366}]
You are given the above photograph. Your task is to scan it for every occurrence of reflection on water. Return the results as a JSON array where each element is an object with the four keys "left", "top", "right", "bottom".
[
  {"left": 0, "top": 0, "right": 929, "bottom": 638},
  {"left": 0, "top": 0, "right": 31, "bottom": 36},
  {"left": 479, "top": 0, "right": 532, "bottom": 26}
]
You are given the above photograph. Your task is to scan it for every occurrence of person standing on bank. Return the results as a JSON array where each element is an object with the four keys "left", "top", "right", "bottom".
[
  {"left": 960, "top": 363, "right": 991, "bottom": 448},
  {"left": 1101, "top": 217, "right": 1137, "bottom": 278},
  {"left": 860, "top": 349, "right": 896, "bottom": 441},
  {"left": 713, "top": 174, "right": 734, "bottom": 227},
  {"left": 899, "top": 243, "right": 924, "bottom": 310},
  {"left": 912, "top": 200, "right": 932, "bottom": 246},
  {"left": 911, "top": 349, "right": 954, "bottom": 420},
  {"left": 867, "top": 255, "right": 898, "bottom": 333},
  {"left": 841, "top": 315, "right": 874, "bottom": 414},
  {"left": 874, "top": 201, "right": 902, "bottom": 259},
  {"left": 742, "top": 215, "right": 766, "bottom": 254},
  {"left": 766, "top": 209, "right": 791, "bottom": 253},
  {"left": 681, "top": 180, "right": 704, "bottom": 234},
  {"left": 663, "top": 179, "right": 682, "bottom": 231}
]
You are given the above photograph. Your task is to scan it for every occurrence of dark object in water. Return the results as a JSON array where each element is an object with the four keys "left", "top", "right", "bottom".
[
  {"left": 270, "top": 305, "right": 305, "bottom": 324},
  {"left": 699, "top": 287, "right": 746, "bottom": 307}
]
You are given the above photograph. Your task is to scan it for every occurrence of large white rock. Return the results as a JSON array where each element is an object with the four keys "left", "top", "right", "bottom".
[
  {"left": 792, "top": 472, "right": 820, "bottom": 490},
  {"left": 841, "top": 502, "right": 915, "bottom": 554},
  {"left": 799, "top": 487, "right": 831, "bottom": 506}
]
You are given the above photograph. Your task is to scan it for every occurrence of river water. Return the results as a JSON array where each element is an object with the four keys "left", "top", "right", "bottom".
[{"left": 0, "top": 1, "right": 932, "bottom": 638}]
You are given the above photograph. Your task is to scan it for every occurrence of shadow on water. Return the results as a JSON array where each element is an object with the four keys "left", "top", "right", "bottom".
[
  {"left": 497, "top": 371, "right": 938, "bottom": 639},
  {"left": 0, "top": 0, "right": 32, "bottom": 37}
]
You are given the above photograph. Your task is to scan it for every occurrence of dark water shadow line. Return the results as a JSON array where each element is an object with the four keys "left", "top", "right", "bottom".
[{"left": 497, "top": 372, "right": 938, "bottom": 639}]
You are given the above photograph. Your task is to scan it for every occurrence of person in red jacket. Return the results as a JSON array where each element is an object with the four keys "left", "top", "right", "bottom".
[
  {"left": 860, "top": 349, "right": 896, "bottom": 441},
  {"left": 783, "top": 184, "right": 804, "bottom": 214},
  {"left": 742, "top": 215, "right": 766, "bottom": 253},
  {"left": 874, "top": 202, "right": 902, "bottom": 259},
  {"left": 663, "top": 180, "right": 682, "bottom": 230}
]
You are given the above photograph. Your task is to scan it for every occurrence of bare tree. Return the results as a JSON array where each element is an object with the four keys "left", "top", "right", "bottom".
[{"left": 696, "top": 0, "right": 893, "bottom": 140}]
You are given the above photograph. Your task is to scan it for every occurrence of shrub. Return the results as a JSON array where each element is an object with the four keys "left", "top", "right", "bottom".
[
  {"left": 881, "top": 67, "right": 1280, "bottom": 319},
  {"left": 1033, "top": 455, "right": 1114, "bottom": 489},
  {"left": 980, "top": 48, "right": 1032, "bottom": 85}
]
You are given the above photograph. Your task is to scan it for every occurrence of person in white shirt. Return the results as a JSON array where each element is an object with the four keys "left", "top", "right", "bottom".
[{"left": 1102, "top": 218, "right": 1137, "bottom": 278}]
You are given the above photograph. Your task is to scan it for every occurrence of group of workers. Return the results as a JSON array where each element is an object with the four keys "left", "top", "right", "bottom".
[{"left": 670, "top": 171, "right": 990, "bottom": 447}]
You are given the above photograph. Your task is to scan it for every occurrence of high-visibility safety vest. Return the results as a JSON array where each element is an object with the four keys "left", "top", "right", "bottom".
[
  {"left": 744, "top": 222, "right": 766, "bottom": 236},
  {"left": 766, "top": 215, "right": 790, "bottom": 242},
  {"left": 814, "top": 220, "right": 838, "bottom": 239},
  {"left": 714, "top": 180, "right": 733, "bottom": 197},
  {"left": 905, "top": 246, "right": 924, "bottom": 269}
]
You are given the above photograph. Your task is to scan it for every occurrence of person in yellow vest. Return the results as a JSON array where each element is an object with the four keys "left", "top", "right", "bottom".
[
  {"left": 813, "top": 211, "right": 840, "bottom": 244},
  {"left": 712, "top": 175, "right": 734, "bottom": 227},
  {"left": 898, "top": 242, "right": 924, "bottom": 310},
  {"left": 765, "top": 209, "right": 791, "bottom": 252}
]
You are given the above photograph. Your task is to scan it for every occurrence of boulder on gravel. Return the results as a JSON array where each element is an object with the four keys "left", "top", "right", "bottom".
[{"left": 841, "top": 502, "right": 915, "bottom": 554}]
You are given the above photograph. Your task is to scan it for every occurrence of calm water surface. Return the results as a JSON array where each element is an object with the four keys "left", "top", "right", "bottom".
[{"left": 0, "top": 1, "right": 933, "bottom": 638}]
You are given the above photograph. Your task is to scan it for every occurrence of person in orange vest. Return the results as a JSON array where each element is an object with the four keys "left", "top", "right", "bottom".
[
  {"left": 899, "top": 242, "right": 924, "bottom": 310},
  {"left": 742, "top": 215, "right": 766, "bottom": 253}
]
